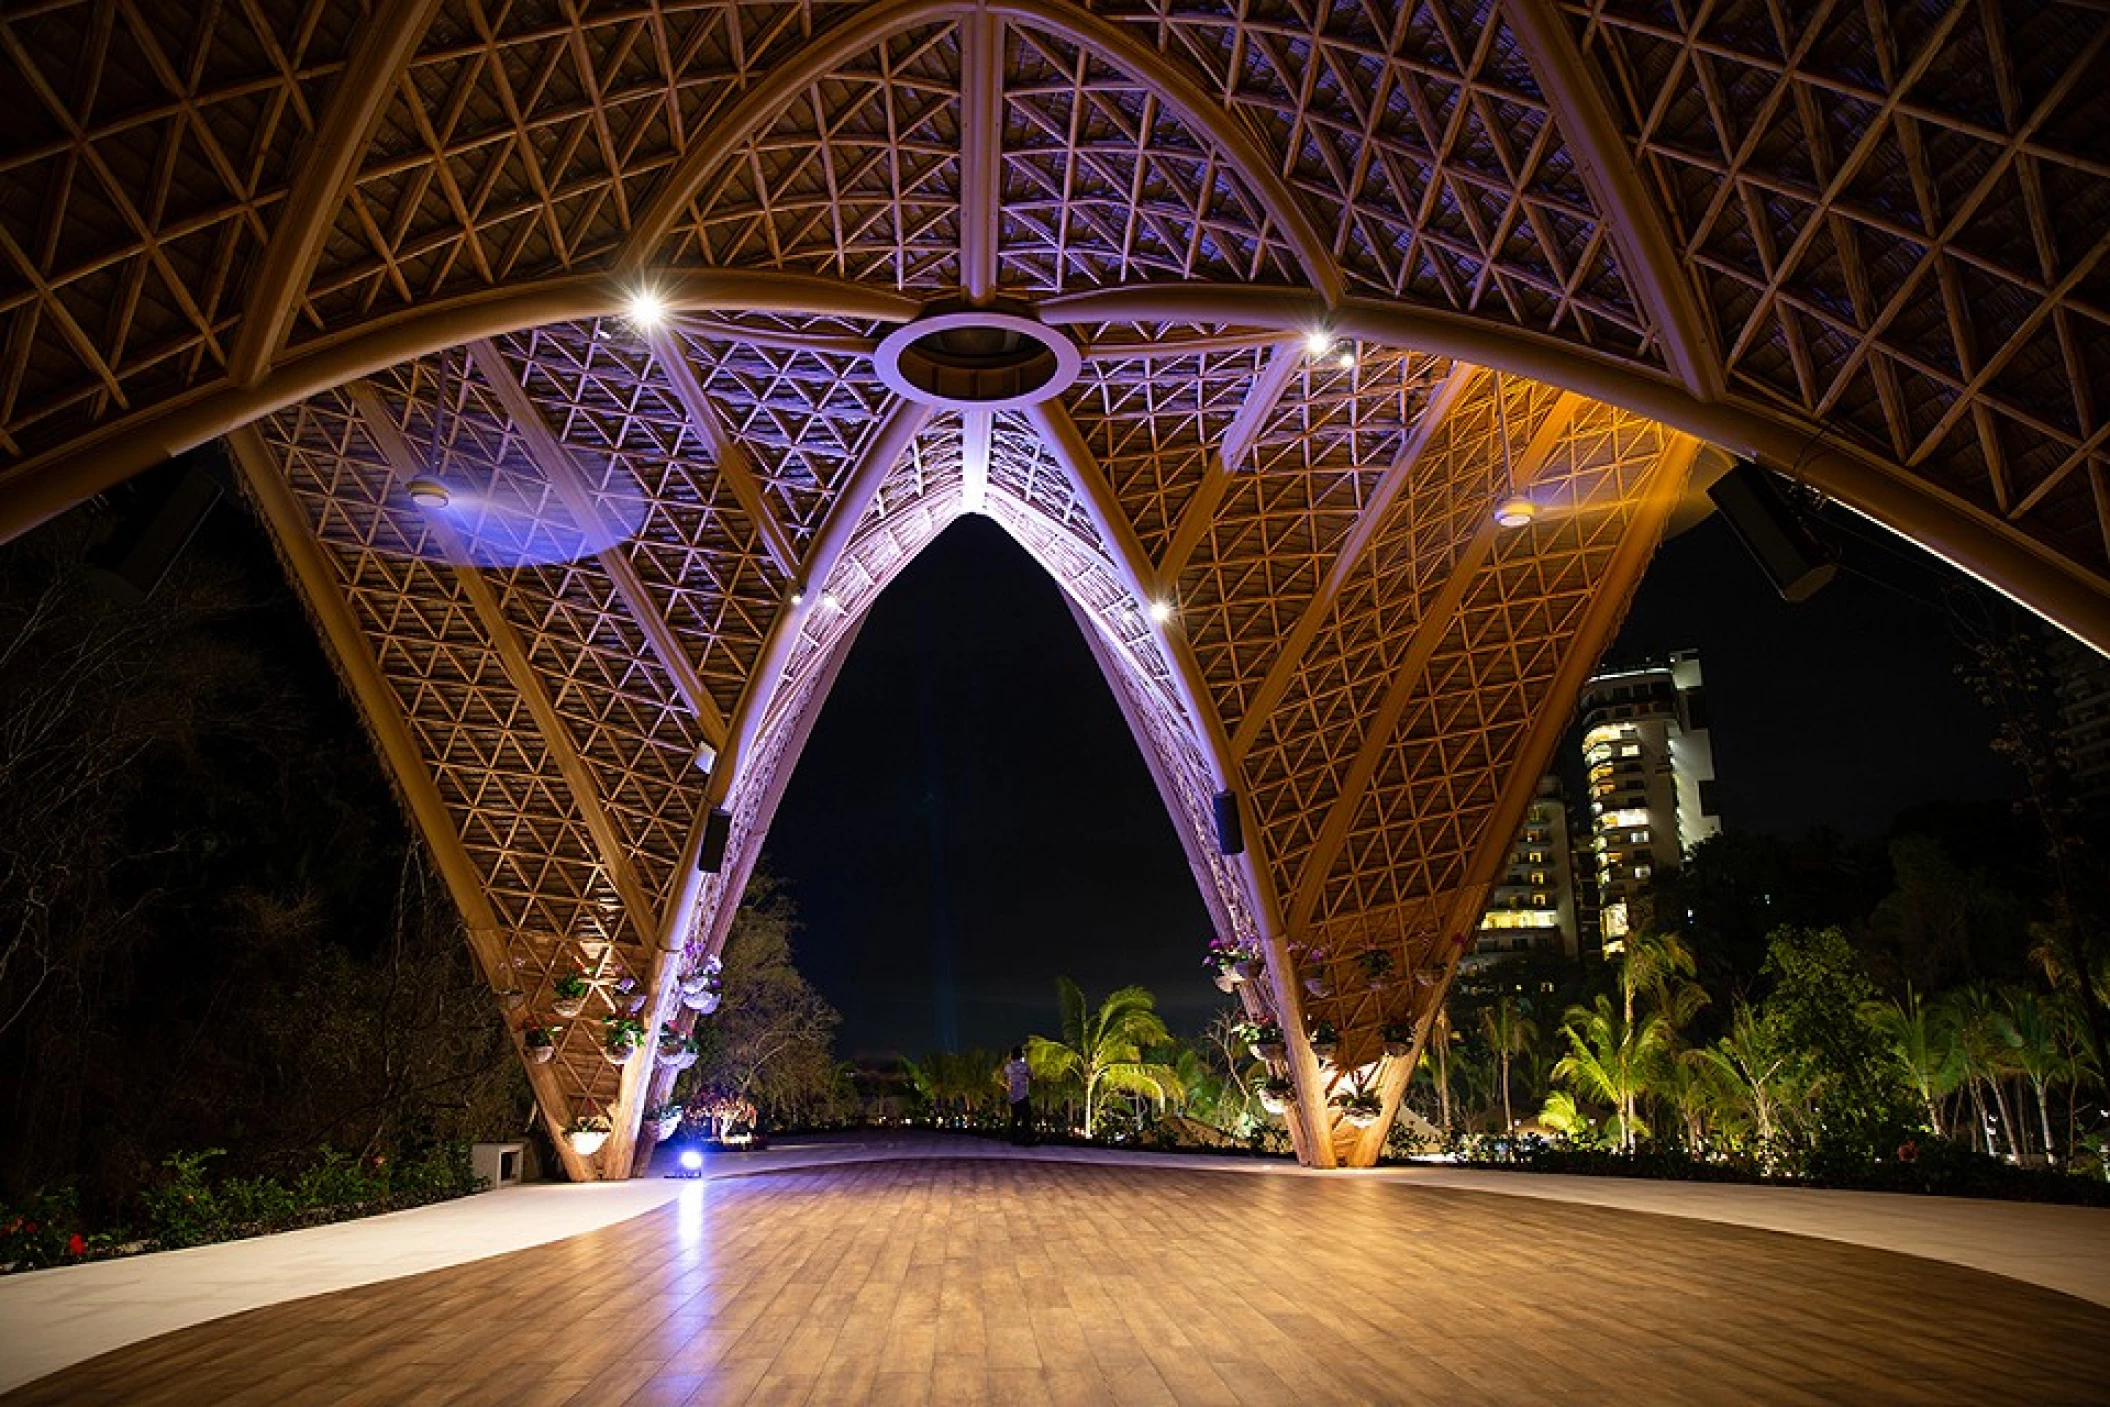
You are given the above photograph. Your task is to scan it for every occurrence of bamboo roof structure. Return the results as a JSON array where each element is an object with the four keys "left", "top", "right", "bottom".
[{"left": 1, "top": 0, "right": 2104, "bottom": 1170}]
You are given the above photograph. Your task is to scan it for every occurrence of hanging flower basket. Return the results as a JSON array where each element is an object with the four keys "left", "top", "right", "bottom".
[
  {"left": 1335, "top": 1093, "right": 1384, "bottom": 1129},
  {"left": 1304, "top": 974, "right": 1334, "bottom": 998},
  {"left": 496, "top": 989, "right": 526, "bottom": 1012},
  {"left": 1258, "top": 1078, "right": 1293, "bottom": 1116},
  {"left": 1381, "top": 1022, "right": 1416, "bottom": 1059},
  {"left": 683, "top": 987, "right": 722, "bottom": 1015},
  {"left": 522, "top": 1024, "right": 559, "bottom": 1065},
  {"left": 1236, "top": 1018, "right": 1286, "bottom": 1064},
  {"left": 567, "top": 1116, "right": 611, "bottom": 1157},
  {"left": 645, "top": 1103, "right": 684, "bottom": 1142},
  {"left": 1309, "top": 1021, "right": 1339, "bottom": 1062},
  {"left": 1357, "top": 947, "right": 1397, "bottom": 992},
  {"left": 602, "top": 1016, "right": 645, "bottom": 1066},
  {"left": 551, "top": 966, "right": 592, "bottom": 1018},
  {"left": 1204, "top": 936, "right": 1260, "bottom": 991},
  {"left": 658, "top": 1030, "right": 701, "bottom": 1071}
]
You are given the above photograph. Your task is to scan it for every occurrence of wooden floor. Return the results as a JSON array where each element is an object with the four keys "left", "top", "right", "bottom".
[{"left": 12, "top": 1158, "right": 2109, "bottom": 1406}]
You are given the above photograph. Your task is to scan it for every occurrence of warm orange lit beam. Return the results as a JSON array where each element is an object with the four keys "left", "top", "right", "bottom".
[
  {"left": 1231, "top": 363, "right": 1482, "bottom": 760},
  {"left": 1285, "top": 386, "right": 1586, "bottom": 931},
  {"left": 1341, "top": 431, "right": 1702, "bottom": 1167},
  {"left": 465, "top": 339, "right": 731, "bottom": 747},
  {"left": 227, "top": 423, "right": 596, "bottom": 1181}
]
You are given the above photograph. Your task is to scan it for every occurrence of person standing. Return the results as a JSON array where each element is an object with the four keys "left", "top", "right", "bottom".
[{"left": 1003, "top": 1046, "right": 1032, "bottom": 1145}]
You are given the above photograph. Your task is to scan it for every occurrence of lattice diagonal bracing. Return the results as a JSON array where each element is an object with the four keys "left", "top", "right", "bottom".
[{"left": 3, "top": 0, "right": 2104, "bottom": 1172}]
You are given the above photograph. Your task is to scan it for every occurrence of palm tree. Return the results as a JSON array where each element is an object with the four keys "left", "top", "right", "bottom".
[
  {"left": 1864, "top": 985, "right": 1963, "bottom": 1137},
  {"left": 1027, "top": 978, "right": 1183, "bottom": 1139},
  {"left": 2005, "top": 989, "right": 2069, "bottom": 1164},
  {"left": 1551, "top": 995, "right": 1669, "bottom": 1152},
  {"left": 1696, "top": 1004, "right": 1792, "bottom": 1154},
  {"left": 1479, "top": 996, "right": 1539, "bottom": 1131},
  {"left": 1948, "top": 984, "right": 2022, "bottom": 1158}
]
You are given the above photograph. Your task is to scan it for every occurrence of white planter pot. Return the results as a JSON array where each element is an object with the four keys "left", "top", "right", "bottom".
[
  {"left": 552, "top": 996, "right": 586, "bottom": 1018},
  {"left": 1252, "top": 1041, "right": 1286, "bottom": 1064},
  {"left": 1304, "top": 976, "right": 1333, "bottom": 998},
  {"left": 652, "top": 1116, "right": 682, "bottom": 1142},
  {"left": 568, "top": 1130, "right": 609, "bottom": 1156},
  {"left": 1212, "top": 971, "right": 1237, "bottom": 994},
  {"left": 1258, "top": 1090, "right": 1289, "bottom": 1115},
  {"left": 603, "top": 1044, "right": 635, "bottom": 1066},
  {"left": 526, "top": 1044, "right": 555, "bottom": 1064},
  {"left": 1343, "top": 1109, "right": 1382, "bottom": 1129},
  {"left": 682, "top": 989, "right": 721, "bottom": 1015}
]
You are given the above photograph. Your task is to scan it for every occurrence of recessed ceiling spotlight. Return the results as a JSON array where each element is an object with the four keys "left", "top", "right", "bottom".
[
  {"left": 406, "top": 478, "right": 450, "bottom": 509},
  {"left": 821, "top": 589, "right": 842, "bottom": 611},
  {"left": 788, "top": 583, "right": 807, "bottom": 608},
  {"left": 1302, "top": 329, "right": 1335, "bottom": 358},
  {"left": 1493, "top": 495, "right": 1538, "bottom": 528},
  {"left": 626, "top": 290, "right": 668, "bottom": 330},
  {"left": 1334, "top": 350, "right": 1358, "bottom": 371},
  {"left": 1149, "top": 600, "right": 1175, "bottom": 624}
]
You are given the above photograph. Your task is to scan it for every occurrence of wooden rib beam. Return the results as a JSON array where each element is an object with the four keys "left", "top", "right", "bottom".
[
  {"left": 962, "top": 410, "right": 992, "bottom": 514},
  {"left": 1158, "top": 343, "right": 1305, "bottom": 588},
  {"left": 226, "top": 424, "right": 595, "bottom": 1181},
  {"left": 711, "top": 399, "right": 933, "bottom": 800},
  {"left": 638, "top": 327, "right": 800, "bottom": 578},
  {"left": 228, "top": 0, "right": 444, "bottom": 384},
  {"left": 1503, "top": 0, "right": 1722, "bottom": 398},
  {"left": 0, "top": 269, "right": 919, "bottom": 548},
  {"left": 1340, "top": 432, "right": 1702, "bottom": 1167},
  {"left": 1021, "top": 397, "right": 1332, "bottom": 1163},
  {"left": 1286, "top": 386, "right": 1587, "bottom": 931},
  {"left": 347, "top": 381, "right": 669, "bottom": 1177},
  {"left": 958, "top": 8, "right": 1005, "bottom": 304},
  {"left": 465, "top": 339, "right": 730, "bottom": 748},
  {"left": 622, "top": 0, "right": 1343, "bottom": 301},
  {"left": 1232, "top": 363, "right": 1483, "bottom": 760},
  {"left": 344, "top": 382, "right": 662, "bottom": 951}
]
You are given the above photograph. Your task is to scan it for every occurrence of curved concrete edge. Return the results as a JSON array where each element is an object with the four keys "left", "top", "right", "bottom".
[
  {"left": 0, "top": 1177, "right": 685, "bottom": 1396},
  {"left": 4, "top": 1133, "right": 2106, "bottom": 1396}
]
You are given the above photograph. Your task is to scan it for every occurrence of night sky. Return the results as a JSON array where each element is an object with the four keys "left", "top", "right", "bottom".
[{"left": 766, "top": 508, "right": 2023, "bottom": 1060}]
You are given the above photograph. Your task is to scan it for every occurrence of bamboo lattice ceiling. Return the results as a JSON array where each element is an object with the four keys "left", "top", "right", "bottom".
[{"left": 1, "top": 0, "right": 2103, "bottom": 1171}]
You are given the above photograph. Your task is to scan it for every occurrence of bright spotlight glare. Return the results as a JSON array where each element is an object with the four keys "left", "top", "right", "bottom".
[
  {"left": 821, "top": 589, "right": 842, "bottom": 611},
  {"left": 678, "top": 1148, "right": 704, "bottom": 1171},
  {"left": 1149, "top": 600, "right": 1175, "bottom": 624},
  {"left": 627, "top": 290, "right": 668, "bottom": 329},
  {"left": 1302, "top": 329, "right": 1334, "bottom": 358},
  {"left": 1334, "top": 350, "right": 1357, "bottom": 370}
]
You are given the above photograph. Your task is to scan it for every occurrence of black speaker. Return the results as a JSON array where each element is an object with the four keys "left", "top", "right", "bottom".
[
  {"left": 1706, "top": 458, "right": 1837, "bottom": 602},
  {"left": 698, "top": 807, "right": 733, "bottom": 873},
  {"left": 85, "top": 445, "right": 225, "bottom": 602},
  {"left": 1212, "top": 789, "right": 1244, "bottom": 857}
]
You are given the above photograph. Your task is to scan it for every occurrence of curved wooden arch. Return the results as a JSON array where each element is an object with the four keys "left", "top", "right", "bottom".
[
  {"left": 0, "top": 270, "right": 919, "bottom": 545},
  {"left": 227, "top": 0, "right": 448, "bottom": 385},
  {"left": 1043, "top": 283, "right": 2110, "bottom": 654},
  {"left": 619, "top": 0, "right": 1345, "bottom": 303},
  {"left": 1500, "top": 0, "right": 1721, "bottom": 399}
]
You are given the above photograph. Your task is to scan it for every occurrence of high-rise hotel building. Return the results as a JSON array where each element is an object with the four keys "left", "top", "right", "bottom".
[
  {"left": 1579, "top": 651, "right": 1721, "bottom": 952},
  {"left": 1467, "top": 774, "right": 1580, "bottom": 967}
]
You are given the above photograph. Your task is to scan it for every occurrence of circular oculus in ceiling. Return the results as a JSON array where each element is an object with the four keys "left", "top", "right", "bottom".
[{"left": 873, "top": 304, "right": 1081, "bottom": 411}]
